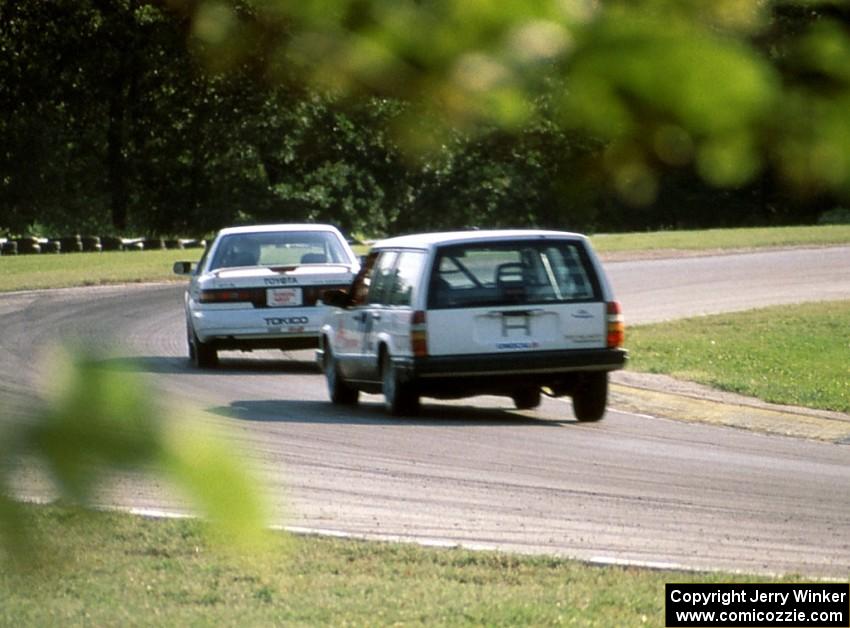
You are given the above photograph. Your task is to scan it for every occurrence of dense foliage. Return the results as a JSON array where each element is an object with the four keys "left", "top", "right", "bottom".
[{"left": 1, "top": 1, "right": 849, "bottom": 237}]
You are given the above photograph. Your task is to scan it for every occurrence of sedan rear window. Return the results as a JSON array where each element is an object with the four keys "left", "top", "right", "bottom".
[
  {"left": 427, "top": 241, "right": 600, "bottom": 309},
  {"left": 210, "top": 231, "right": 351, "bottom": 270}
]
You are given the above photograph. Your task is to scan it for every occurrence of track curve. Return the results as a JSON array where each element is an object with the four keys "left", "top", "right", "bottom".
[{"left": 1, "top": 247, "right": 849, "bottom": 577}]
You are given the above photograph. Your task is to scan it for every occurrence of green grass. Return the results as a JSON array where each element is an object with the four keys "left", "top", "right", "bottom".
[
  {"left": 0, "top": 505, "right": 794, "bottom": 627},
  {"left": 626, "top": 300, "right": 850, "bottom": 413},
  {"left": 2, "top": 225, "right": 849, "bottom": 293},
  {"left": 589, "top": 224, "right": 850, "bottom": 253},
  {"left": 0, "top": 249, "right": 200, "bottom": 292}
]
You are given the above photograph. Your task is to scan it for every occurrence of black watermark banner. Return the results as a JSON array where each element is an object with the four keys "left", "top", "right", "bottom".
[{"left": 666, "top": 583, "right": 849, "bottom": 627}]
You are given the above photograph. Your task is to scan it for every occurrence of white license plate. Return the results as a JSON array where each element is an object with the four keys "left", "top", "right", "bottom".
[{"left": 267, "top": 287, "right": 302, "bottom": 307}]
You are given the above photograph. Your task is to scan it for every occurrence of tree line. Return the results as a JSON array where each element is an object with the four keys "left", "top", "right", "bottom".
[{"left": 1, "top": 0, "right": 848, "bottom": 239}]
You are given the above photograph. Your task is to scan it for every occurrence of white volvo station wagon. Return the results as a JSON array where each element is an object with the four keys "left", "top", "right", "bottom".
[
  {"left": 318, "top": 230, "right": 627, "bottom": 420},
  {"left": 174, "top": 224, "right": 359, "bottom": 367}
]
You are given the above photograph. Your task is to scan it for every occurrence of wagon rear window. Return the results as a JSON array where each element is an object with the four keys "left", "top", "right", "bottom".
[{"left": 427, "top": 241, "right": 600, "bottom": 309}]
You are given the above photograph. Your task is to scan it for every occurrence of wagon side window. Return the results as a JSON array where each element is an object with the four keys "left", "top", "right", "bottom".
[
  {"left": 366, "top": 251, "right": 399, "bottom": 305},
  {"left": 386, "top": 251, "right": 427, "bottom": 306}
]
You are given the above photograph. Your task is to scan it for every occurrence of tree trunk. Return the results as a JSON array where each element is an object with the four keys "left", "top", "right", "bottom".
[{"left": 106, "top": 82, "right": 128, "bottom": 232}]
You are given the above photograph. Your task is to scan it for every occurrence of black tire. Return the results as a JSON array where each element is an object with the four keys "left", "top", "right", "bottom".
[
  {"left": 512, "top": 387, "right": 541, "bottom": 410},
  {"left": 188, "top": 324, "right": 218, "bottom": 368},
  {"left": 572, "top": 372, "right": 608, "bottom": 422},
  {"left": 324, "top": 346, "right": 359, "bottom": 405},
  {"left": 382, "top": 354, "right": 419, "bottom": 416}
]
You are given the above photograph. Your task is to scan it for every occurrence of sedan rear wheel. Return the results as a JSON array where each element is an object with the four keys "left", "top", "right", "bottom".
[
  {"left": 382, "top": 354, "right": 419, "bottom": 416},
  {"left": 572, "top": 372, "right": 608, "bottom": 422},
  {"left": 189, "top": 325, "right": 218, "bottom": 369}
]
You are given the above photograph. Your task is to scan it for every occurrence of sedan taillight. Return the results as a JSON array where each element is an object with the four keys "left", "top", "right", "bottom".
[
  {"left": 198, "top": 284, "right": 352, "bottom": 307},
  {"left": 199, "top": 288, "right": 264, "bottom": 305}
]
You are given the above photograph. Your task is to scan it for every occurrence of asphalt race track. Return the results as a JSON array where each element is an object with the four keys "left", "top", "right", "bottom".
[{"left": 1, "top": 246, "right": 849, "bottom": 577}]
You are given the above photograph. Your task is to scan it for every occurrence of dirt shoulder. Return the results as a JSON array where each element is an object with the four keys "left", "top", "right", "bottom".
[{"left": 609, "top": 370, "right": 850, "bottom": 443}]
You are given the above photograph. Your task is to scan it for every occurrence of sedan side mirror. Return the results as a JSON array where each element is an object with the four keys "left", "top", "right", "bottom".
[
  {"left": 173, "top": 261, "right": 195, "bottom": 275},
  {"left": 322, "top": 288, "right": 351, "bottom": 308}
]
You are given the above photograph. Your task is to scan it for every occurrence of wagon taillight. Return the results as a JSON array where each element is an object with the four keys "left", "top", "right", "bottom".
[
  {"left": 606, "top": 301, "right": 625, "bottom": 348},
  {"left": 411, "top": 310, "right": 428, "bottom": 357}
]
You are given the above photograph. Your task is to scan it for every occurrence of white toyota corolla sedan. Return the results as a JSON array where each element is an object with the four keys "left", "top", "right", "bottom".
[{"left": 174, "top": 224, "right": 359, "bottom": 368}]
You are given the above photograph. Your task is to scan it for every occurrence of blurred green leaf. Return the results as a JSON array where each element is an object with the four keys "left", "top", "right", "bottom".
[
  {"left": 777, "top": 91, "right": 850, "bottom": 193},
  {"left": 159, "top": 414, "right": 271, "bottom": 549},
  {"left": 29, "top": 351, "right": 162, "bottom": 501},
  {"left": 797, "top": 20, "right": 850, "bottom": 84},
  {"left": 697, "top": 131, "right": 761, "bottom": 188},
  {"left": 1, "top": 349, "right": 270, "bottom": 564}
]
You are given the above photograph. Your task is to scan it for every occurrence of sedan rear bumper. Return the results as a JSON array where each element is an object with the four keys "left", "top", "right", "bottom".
[{"left": 191, "top": 305, "right": 327, "bottom": 348}]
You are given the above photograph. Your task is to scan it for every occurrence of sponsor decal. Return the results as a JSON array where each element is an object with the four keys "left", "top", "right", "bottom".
[
  {"left": 565, "top": 334, "right": 603, "bottom": 344},
  {"left": 264, "top": 316, "right": 309, "bottom": 326},
  {"left": 311, "top": 277, "right": 354, "bottom": 284},
  {"left": 264, "top": 277, "right": 299, "bottom": 286},
  {"left": 267, "top": 287, "right": 302, "bottom": 307},
  {"left": 496, "top": 341, "right": 540, "bottom": 350}
]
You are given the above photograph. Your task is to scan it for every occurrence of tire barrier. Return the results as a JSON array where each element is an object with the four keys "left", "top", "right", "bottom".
[
  {"left": 60, "top": 235, "right": 83, "bottom": 253},
  {"left": 80, "top": 235, "right": 102, "bottom": 252},
  {"left": 101, "top": 235, "right": 123, "bottom": 251},
  {"left": 15, "top": 237, "right": 41, "bottom": 254},
  {"left": 142, "top": 238, "right": 165, "bottom": 250},
  {"left": 0, "top": 235, "right": 206, "bottom": 255}
]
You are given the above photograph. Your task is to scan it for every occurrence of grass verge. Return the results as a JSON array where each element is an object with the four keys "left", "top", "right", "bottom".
[
  {"left": 1, "top": 225, "right": 848, "bottom": 293},
  {"left": 0, "top": 249, "right": 197, "bottom": 292},
  {"left": 626, "top": 300, "right": 850, "bottom": 413},
  {"left": 590, "top": 224, "right": 850, "bottom": 253},
  {"left": 0, "top": 505, "right": 794, "bottom": 627}
]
